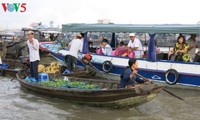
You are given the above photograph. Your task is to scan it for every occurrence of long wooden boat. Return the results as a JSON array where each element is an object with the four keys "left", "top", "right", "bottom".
[{"left": 16, "top": 70, "right": 163, "bottom": 108}]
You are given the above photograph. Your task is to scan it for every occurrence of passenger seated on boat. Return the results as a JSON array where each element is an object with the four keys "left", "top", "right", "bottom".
[
  {"left": 113, "top": 42, "right": 128, "bottom": 56},
  {"left": 168, "top": 35, "right": 190, "bottom": 62},
  {"left": 121, "top": 33, "right": 144, "bottom": 58},
  {"left": 187, "top": 34, "right": 198, "bottom": 62},
  {"left": 98, "top": 38, "right": 113, "bottom": 56},
  {"left": 119, "top": 58, "right": 151, "bottom": 88}
]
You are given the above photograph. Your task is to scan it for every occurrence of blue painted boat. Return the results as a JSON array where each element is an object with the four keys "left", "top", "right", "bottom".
[{"left": 47, "top": 24, "right": 200, "bottom": 87}]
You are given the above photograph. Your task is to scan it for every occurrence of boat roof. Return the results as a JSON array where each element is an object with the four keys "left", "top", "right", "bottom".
[
  {"left": 21, "top": 27, "right": 39, "bottom": 32},
  {"left": 62, "top": 24, "right": 200, "bottom": 34},
  {"left": 40, "top": 30, "right": 61, "bottom": 34}
]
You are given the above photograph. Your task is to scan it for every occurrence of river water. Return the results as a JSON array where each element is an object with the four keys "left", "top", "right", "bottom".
[{"left": 0, "top": 76, "right": 200, "bottom": 120}]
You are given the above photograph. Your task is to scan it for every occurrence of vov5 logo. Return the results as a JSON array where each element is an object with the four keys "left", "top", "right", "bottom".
[{"left": 1, "top": 3, "right": 26, "bottom": 12}]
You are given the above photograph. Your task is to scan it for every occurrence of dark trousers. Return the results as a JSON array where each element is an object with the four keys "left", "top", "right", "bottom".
[
  {"left": 66, "top": 55, "right": 77, "bottom": 72},
  {"left": 30, "top": 60, "right": 39, "bottom": 80}
]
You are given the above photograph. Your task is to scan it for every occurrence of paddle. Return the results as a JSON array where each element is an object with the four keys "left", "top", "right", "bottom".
[
  {"left": 78, "top": 57, "right": 111, "bottom": 81},
  {"left": 134, "top": 72, "right": 184, "bottom": 101},
  {"left": 87, "top": 62, "right": 111, "bottom": 81}
]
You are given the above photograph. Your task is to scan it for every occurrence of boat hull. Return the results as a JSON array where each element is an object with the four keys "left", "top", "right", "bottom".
[
  {"left": 16, "top": 72, "right": 162, "bottom": 108},
  {"left": 50, "top": 51, "right": 200, "bottom": 87}
]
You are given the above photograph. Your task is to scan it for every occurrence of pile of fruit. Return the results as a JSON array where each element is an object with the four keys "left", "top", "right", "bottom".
[
  {"left": 40, "top": 79, "right": 100, "bottom": 89},
  {"left": 38, "top": 62, "right": 61, "bottom": 74}
]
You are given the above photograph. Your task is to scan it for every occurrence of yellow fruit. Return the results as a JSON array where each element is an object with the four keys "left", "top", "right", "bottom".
[{"left": 38, "top": 64, "right": 45, "bottom": 73}]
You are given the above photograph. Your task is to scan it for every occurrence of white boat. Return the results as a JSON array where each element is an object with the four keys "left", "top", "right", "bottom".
[{"left": 47, "top": 24, "right": 200, "bottom": 87}]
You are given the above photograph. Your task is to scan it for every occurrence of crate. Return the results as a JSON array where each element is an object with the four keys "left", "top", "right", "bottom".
[{"left": 38, "top": 73, "right": 49, "bottom": 82}]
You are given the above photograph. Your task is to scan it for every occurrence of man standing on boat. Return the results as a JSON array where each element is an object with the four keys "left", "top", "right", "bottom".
[
  {"left": 66, "top": 33, "right": 83, "bottom": 73},
  {"left": 127, "top": 33, "right": 144, "bottom": 58},
  {"left": 187, "top": 34, "right": 198, "bottom": 62},
  {"left": 27, "top": 31, "right": 40, "bottom": 81}
]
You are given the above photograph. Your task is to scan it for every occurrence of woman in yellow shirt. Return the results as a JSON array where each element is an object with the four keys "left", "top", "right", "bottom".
[{"left": 168, "top": 35, "right": 190, "bottom": 62}]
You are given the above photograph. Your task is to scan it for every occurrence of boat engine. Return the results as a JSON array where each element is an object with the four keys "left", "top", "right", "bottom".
[{"left": 81, "top": 53, "right": 92, "bottom": 65}]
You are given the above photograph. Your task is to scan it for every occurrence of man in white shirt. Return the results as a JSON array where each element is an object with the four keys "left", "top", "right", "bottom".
[
  {"left": 27, "top": 31, "right": 40, "bottom": 81},
  {"left": 68, "top": 35, "right": 83, "bottom": 58},
  {"left": 128, "top": 33, "right": 143, "bottom": 58},
  {"left": 66, "top": 33, "right": 83, "bottom": 72},
  {"left": 99, "top": 38, "right": 112, "bottom": 56}
]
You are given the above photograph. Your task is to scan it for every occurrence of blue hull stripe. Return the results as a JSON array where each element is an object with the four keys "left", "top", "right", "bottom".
[{"left": 51, "top": 53, "right": 200, "bottom": 86}]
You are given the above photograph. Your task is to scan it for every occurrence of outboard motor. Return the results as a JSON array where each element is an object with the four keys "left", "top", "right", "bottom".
[{"left": 81, "top": 53, "right": 92, "bottom": 65}]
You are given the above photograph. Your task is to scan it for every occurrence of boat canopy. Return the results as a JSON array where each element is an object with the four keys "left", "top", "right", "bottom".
[
  {"left": 62, "top": 24, "right": 200, "bottom": 34},
  {"left": 40, "top": 30, "right": 61, "bottom": 34},
  {"left": 21, "top": 28, "right": 39, "bottom": 32}
]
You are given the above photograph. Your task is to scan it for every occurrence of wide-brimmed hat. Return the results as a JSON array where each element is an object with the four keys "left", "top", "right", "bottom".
[
  {"left": 76, "top": 33, "right": 82, "bottom": 37},
  {"left": 27, "top": 31, "right": 34, "bottom": 35}
]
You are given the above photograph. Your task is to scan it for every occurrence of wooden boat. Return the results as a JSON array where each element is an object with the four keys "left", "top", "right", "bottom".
[
  {"left": 0, "top": 59, "right": 23, "bottom": 76},
  {"left": 16, "top": 69, "right": 163, "bottom": 108}
]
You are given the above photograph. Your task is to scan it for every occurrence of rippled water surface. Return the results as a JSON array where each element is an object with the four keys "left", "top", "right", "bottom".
[{"left": 0, "top": 77, "right": 200, "bottom": 120}]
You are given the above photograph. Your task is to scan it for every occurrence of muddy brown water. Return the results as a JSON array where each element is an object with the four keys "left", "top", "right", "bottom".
[{"left": 0, "top": 76, "right": 200, "bottom": 120}]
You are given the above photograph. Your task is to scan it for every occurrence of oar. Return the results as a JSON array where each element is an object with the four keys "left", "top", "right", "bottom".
[
  {"left": 78, "top": 58, "right": 111, "bottom": 81},
  {"left": 88, "top": 62, "right": 111, "bottom": 81},
  {"left": 135, "top": 72, "right": 184, "bottom": 101}
]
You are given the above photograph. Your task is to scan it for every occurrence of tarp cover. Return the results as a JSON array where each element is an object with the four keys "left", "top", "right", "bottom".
[{"left": 62, "top": 24, "right": 200, "bottom": 34}]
